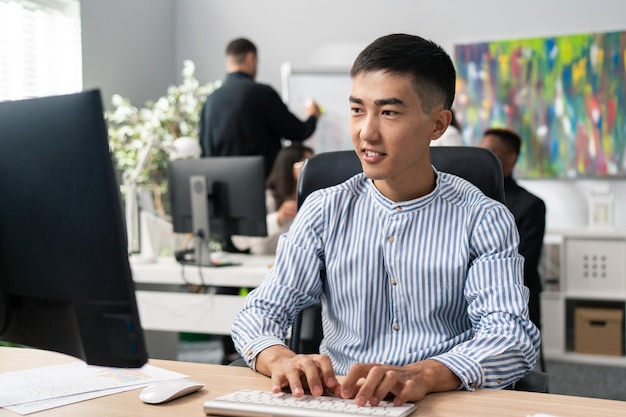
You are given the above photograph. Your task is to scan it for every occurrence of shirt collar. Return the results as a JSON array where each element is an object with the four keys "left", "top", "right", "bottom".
[
  {"left": 227, "top": 71, "right": 253, "bottom": 81},
  {"left": 363, "top": 169, "right": 441, "bottom": 212}
]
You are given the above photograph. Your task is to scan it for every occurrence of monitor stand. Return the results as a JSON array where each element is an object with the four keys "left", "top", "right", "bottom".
[{"left": 176, "top": 175, "right": 240, "bottom": 267}]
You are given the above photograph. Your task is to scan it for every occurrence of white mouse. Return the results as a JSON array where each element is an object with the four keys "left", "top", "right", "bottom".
[{"left": 140, "top": 379, "right": 205, "bottom": 404}]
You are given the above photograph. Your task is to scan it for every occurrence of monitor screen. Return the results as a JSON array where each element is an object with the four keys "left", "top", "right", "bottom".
[
  {"left": 0, "top": 90, "right": 148, "bottom": 368},
  {"left": 168, "top": 156, "right": 267, "bottom": 264}
]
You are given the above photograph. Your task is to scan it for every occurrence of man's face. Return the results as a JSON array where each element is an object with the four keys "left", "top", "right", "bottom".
[
  {"left": 479, "top": 134, "right": 516, "bottom": 177},
  {"left": 349, "top": 70, "right": 448, "bottom": 201}
]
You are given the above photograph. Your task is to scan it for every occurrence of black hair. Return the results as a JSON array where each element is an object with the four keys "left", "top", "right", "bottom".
[
  {"left": 483, "top": 127, "right": 522, "bottom": 155},
  {"left": 266, "top": 143, "right": 314, "bottom": 209},
  {"left": 351, "top": 33, "right": 456, "bottom": 112},
  {"left": 226, "top": 38, "right": 257, "bottom": 63}
]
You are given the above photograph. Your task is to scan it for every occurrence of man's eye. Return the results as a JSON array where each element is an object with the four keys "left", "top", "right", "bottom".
[
  {"left": 351, "top": 107, "right": 363, "bottom": 114},
  {"left": 382, "top": 110, "right": 397, "bottom": 116}
]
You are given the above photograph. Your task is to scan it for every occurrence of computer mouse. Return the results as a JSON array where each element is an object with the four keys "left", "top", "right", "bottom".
[{"left": 139, "top": 379, "right": 205, "bottom": 404}]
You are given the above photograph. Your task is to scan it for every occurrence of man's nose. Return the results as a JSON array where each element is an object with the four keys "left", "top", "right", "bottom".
[{"left": 358, "top": 114, "right": 381, "bottom": 143}]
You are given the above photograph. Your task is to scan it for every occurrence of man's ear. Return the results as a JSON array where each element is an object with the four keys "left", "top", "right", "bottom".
[
  {"left": 430, "top": 109, "right": 453, "bottom": 140},
  {"left": 245, "top": 52, "right": 256, "bottom": 65}
]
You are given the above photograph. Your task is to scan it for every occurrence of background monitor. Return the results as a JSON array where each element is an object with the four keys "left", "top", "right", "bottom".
[
  {"left": 168, "top": 156, "right": 267, "bottom": 265},
  {"left": 0, "top": 90, "right": 148, "bottom": 368}
]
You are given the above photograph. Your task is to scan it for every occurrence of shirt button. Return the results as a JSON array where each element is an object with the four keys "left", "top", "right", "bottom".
[
  {"left": 395, "top": 206, "right": 402, "bottom": 212},
  {"left": 387, "top": 236, "right": 394, "bottom": 243},
  {"left": 392, "top": 323, "right": 400, "bottom": 331},
  {"left": 390, "top": 279, "right": 398, "bottom": 286},
  {"left": 497, "top": 378, "right": 502, "bottom": 385},
  {"left": 245, "top": 350, "right": 253, "bottom": 356},
  {"left": 469, "top": 382, "right": 477, "bottom": 388}
]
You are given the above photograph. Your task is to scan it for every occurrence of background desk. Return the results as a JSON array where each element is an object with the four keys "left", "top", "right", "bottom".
[
  {"left": 130, "top": 254, "right": 273, "bottom": 358},
  {"left": 2, "top": 347, "right": 625, "bottom": 417}
]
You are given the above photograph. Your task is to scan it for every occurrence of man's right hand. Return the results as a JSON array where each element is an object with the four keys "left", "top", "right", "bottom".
[
  {"left": 305, "top": 99, "right": 322, "bottom": 119},
  {"left": 256, "top": 345, "right": 340, "bottom": 398}
]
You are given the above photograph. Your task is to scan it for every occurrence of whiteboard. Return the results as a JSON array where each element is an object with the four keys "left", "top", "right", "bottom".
[{"left": 281, "top": 63, "right": 352, "bottom": 153}]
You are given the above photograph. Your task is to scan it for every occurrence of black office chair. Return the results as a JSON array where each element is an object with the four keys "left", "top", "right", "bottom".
[{"left": 290, "top": 146, "right": 548, "bottom": 393}]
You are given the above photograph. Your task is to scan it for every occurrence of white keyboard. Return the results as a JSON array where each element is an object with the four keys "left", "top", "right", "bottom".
[{"left": 203, "top": 389, "right": 417, "bottom": 417}]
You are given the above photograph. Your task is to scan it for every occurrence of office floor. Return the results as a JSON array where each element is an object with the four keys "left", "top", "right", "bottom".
[{"left": 178, "top": 337, "right": 626, "bottom": 402}]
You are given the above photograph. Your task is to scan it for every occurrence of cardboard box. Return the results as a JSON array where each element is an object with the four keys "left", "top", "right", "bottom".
[{"left": 574, "top": 307, "right": 623, "bottom": 356}]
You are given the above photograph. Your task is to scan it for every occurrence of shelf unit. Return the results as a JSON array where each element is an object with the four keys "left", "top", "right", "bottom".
[{"left": 540, "top": 229, "right": 626, "bottom": 365}]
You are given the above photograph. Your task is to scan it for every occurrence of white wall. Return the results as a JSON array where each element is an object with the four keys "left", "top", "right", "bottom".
[
  {"left": 81, "top": 0, "right": 176, "bottom": 110},
  {"left": 175, "top": 0, "right": 626, "bottom": 90},
  {"left": 81, "top": 0, "right": 626, "bottom": 231},
  {"left": 519, "top": 179, "right": 626, "bottom": 231}
]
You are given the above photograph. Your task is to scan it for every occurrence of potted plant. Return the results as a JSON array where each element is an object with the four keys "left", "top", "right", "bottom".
[{"left": 105, "top": 60, "right": 220, "bottom": 216}]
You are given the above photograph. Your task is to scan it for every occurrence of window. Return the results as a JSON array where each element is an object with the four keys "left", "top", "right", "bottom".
[{"left": 0, "top": 0, "right": 81, "bottom": 101}]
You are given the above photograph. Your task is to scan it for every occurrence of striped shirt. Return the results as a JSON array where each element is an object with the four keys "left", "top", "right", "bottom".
[{"left": 231, "top": 171, "right": 541, "bottom": 390}]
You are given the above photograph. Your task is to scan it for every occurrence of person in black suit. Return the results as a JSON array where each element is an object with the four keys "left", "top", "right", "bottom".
[
  {"left": 479, "top": 128, "right": 546, "bottom": 333},
  {"left": 199, "top": 38, "right": 320, "bottom": 363},
  {"left": 199, "top": 37, "right": 321, "bottom": 178}
]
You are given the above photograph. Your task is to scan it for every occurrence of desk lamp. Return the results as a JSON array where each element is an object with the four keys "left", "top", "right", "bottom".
[{"left": 124, "top": 136, "right": 202, "bottom": 256}]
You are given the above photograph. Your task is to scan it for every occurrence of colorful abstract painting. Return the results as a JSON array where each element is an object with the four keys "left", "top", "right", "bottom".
[{"left": 454, "top": 30, "right": 626, "bottom": 178}]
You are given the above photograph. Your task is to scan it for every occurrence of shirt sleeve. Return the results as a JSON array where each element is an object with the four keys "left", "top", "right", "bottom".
[
  {"left": 431, "top": 204, "right": 541, "bottom": 390},
  {"left": 257, "top": 84, "right": 317, "bottom": 141},
  {"left": 230, "top": 191, "right": 326, "bottom": 368}
]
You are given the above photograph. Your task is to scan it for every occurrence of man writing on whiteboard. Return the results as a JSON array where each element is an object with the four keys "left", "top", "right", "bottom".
[
  {"left": 199, "top": 37, "right": 321, "bottom": 365},
  {"left": 199, "top": 37, "right": 322, "bottom": 178}
]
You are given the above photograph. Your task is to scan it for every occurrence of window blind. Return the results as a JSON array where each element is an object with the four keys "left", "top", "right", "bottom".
[{"left": 0, "top": 0, "right": 81, "bottom": 101}]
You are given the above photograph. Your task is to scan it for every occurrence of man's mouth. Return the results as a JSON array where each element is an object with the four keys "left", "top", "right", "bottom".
[{"left": 364, "top": 149, "right": 385, "bottom": 157}]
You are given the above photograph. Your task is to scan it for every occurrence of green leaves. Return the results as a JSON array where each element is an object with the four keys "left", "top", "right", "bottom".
[{"left": 105, "top": 60, "right": 220, "bottom": 215}]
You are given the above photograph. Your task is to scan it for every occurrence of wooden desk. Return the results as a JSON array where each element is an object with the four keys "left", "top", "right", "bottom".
[
  {"left": 130, "top": 254, "right": 273, "bottom": 334},
  {"left": 2, "top": 347, "right": 625, "bottom": 417}
]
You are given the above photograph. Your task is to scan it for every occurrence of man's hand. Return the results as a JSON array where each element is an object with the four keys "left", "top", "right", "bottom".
[
  {"left": 339, "top": 360, "right": 461, "bottom": 406},
  {"left": 256, "top": 345, "right": 340, "bottom": 398},
  {"left": 305, "top": 99, "right": 322, "bottom": 119}
]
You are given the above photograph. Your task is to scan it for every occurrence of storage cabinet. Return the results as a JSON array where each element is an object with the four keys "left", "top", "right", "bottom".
[{"left": 540, "top": 229, "right": 626, "bottom": 365}]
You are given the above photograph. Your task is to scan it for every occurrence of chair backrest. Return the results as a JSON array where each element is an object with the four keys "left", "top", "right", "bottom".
[
  {"left": 289, "top": 146, "right": 506, "bottom": 355},
  {"left": 297, "top": 147, "right": 505, "bottom": 208}
]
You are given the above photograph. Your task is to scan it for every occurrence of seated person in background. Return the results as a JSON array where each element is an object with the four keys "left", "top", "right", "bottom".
[
  {"left": 232, "top": 143, "right": 314, "bottom": 255},
  {"left": 232, "top": 33, "right": 540, "bottom": 406},
  {"left": 479, "top": 128, "right": 547, "bottom": 331},
  {"left": 430, "top": 109, "right": 464, "bottom": 146}
]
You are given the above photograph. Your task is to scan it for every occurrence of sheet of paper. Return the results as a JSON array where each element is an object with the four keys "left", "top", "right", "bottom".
[
  {"left": 0, "top": 362, "right": 187, "bottom": 408},
  {"left": 4, "top": 385, "right": 141, "bottom": 415}
]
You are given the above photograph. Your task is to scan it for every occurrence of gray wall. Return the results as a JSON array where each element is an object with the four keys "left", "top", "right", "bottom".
[
  {"left": 176, "top": 0, "right": 626, "bottom": 91},
  {"left": 80, "top": 0, "right": 626, "bottom": 231},
  {"left": 81, "top": 0, "right": 176, "bottom": 110}
]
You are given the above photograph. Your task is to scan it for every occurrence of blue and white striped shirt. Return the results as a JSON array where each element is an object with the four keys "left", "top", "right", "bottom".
[{"left": 232, "top": 171, "right": 541, "bottom": 390}]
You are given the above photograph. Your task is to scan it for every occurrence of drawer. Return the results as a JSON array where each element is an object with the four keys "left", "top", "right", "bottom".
[{"left": 565, "top": 239, "right": 626, "bottom": 295}]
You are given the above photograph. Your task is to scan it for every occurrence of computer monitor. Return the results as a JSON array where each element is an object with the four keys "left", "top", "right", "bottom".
[
  {"left": 0, "top": 90, "right": 148, "bottom": 368},
  {"left": 168, "top": 156, "right": 267, "bottom": 266}
]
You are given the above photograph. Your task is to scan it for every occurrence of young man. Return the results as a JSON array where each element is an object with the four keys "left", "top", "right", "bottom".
[
  {"left": 198, "top": 38, "right": 321, "bottom": 178},
  {"left": 231, "top": 33, "right": 540, "bottom": 406}
]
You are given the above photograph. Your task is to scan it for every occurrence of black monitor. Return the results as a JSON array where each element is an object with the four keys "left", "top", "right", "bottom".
[
  {"left": 168, "top": 156, "right": 267, "bottom": 266},
  {"left": 0, "top": 90, "right": 148, "bottom": 368}
]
